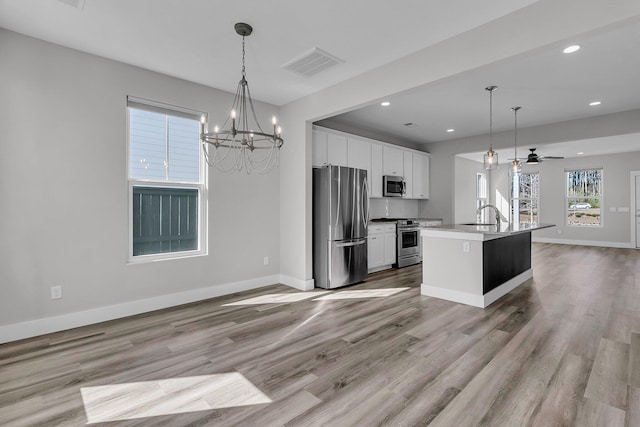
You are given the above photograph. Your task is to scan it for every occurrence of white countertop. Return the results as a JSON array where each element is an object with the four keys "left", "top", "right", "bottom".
[{"left": 421, "top": 222, "right": 555, "bottom": 241}]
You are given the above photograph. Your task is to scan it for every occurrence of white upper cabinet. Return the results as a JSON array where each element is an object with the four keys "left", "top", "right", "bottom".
[
  {"left": 412, "top": 153, "right": 430, "bottom": 199},
  {"left": 312, "top": 129, "right": 328, "bottom": 167},
  {"left": 327, "top": 133, "right": 348, "bottom": 167},
  {"left": 312, "top": 128, "right": 348, "bottom": 167},
  {"left": 347, "top": 137, "right": 371, "bottom": 171},
  {"left": 383, "top": 146, "right": 403, "bottom": 176},
  {"left": 370, "top": 144, "right": 383, "bottom": 198},
  {"left": 403, "top": 151, "right": 413, "bottom": 198},
  {"left": 347, "top": 137, "right": 372, "bottom": 196},
  {"left": 312, "top": 126, "right": 428, "bottom": 199}
]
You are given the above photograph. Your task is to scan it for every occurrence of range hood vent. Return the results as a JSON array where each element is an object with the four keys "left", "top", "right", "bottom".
[{"left": 281, "top": 47, "right": 343, "bottom": 77}]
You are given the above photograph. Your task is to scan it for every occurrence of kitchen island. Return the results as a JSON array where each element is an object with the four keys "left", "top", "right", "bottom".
[{"left": 420, "top": 223, "right": 554, "bottom": 308}]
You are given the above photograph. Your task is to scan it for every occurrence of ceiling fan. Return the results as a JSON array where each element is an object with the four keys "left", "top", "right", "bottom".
[{"left": 524, "top": 148, "right": 564, "bottom": 164}]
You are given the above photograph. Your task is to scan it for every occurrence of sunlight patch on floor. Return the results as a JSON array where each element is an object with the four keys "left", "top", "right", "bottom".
[
  {"left": 312, "top": 288, "right": 410, "bottom": 300},
  {"left": 222, "top": 292, "right": 329, "bottom": 306},
  {"left": 81, "top": 372, "right": 271, "bottom": 423}
]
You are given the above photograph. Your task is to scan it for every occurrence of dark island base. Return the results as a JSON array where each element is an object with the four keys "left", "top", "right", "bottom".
[{"left": 483, "top": 232, "right": 531, "bottom": 294}]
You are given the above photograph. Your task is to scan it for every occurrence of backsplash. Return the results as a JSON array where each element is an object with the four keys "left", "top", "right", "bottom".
[{"left": 370, "top": 198, "right": 419, "bottom": 219}]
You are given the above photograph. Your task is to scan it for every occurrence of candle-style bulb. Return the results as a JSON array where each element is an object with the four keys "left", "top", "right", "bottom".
[
  {"left": 231, "top": 109, "right": 236, "bottom": 119},
  {"left": 200, "top": 115, "right": 206, "bottom": 124},
  {"left": 277, "top": 126, "right": 282, "bottom": 135},
  {"left": 272, "top": 116, "right": 277, "bottom": 125},
  {"left": 214, "top": 125, "right": 219, "bottom": 133}
]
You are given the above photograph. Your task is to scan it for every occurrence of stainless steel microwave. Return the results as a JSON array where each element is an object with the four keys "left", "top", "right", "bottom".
[{"left": 383, "top": 175, "right": 405, "bottom": 197}]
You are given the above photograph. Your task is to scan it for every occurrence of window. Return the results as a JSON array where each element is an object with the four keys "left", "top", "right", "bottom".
[
  {"left": 511, "top": 172, "right": 539, "bottom": 225},
  {"left": 127, "top": 97, "right": 206, "bottom": 260},
  {"left": 476, "top": 172, "right": 488, "bottom": 223},
  {"left": 566, "top": 169, "right": 602, "bottom": 227}
]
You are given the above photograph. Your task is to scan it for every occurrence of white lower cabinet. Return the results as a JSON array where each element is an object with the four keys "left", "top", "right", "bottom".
[
  {"left": 384, "top": 232, "right": 397, "bottom": 265},
  {"left": 368, "top": 223, "right": 396, "bottom": 272},
  {"left": 368, "top": 234, "right": 384, "bottom": 269}
]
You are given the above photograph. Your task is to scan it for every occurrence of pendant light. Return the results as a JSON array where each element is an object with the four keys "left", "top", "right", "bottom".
[
  {"left": 483, "top": 85, "right": 498, "bottom": 170},
  {"left": 510, "top": 106, "right": 522, "bottom": 176},
  {"left": 200, "top": 23, "right": 284, "bottom": 175}
]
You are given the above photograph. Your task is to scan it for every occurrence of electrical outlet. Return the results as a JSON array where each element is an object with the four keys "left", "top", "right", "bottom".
[
  {"left": 463, "top": 242, "right": 470, "bottom": 253},
  {"left": 50, "top": 285, "right": 63, "bottom": 300},
  {"left": 263, "top": 256, "right": 269, "bottom": 265}
]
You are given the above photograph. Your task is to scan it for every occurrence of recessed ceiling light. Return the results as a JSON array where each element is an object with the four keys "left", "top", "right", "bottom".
[
  {"left": 381, "top": 101, "right": 390, "bottom": 107},
  {"left": 577, "top": 152, "right": 584, "bottom": 155},
  {"left": 446, "top": 129, "right": 455, "bottom": 133},
  {"left": 589, "top": 101, "right": 602, "bottom": 106},
  {"left": 563, "top": 45, "right": 580, "bottom": 54}
]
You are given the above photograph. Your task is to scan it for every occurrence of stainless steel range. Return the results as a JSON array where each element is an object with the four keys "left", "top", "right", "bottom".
[{"left": 396, "top": 219, "right": 421, "bottom": 267}]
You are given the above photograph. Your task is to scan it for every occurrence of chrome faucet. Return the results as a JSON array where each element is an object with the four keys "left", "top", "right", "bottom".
[{"left": 477, "top": 204, "right": 501, "bottom": 230}]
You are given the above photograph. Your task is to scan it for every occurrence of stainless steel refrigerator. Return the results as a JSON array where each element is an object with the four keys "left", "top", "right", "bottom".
[{"left": 313, "top": 165, "right": 369, "bottom": 289}]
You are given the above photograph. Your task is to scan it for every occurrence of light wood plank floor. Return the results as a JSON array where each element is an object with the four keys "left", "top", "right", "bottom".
[{"left": 1, "top": 243, "right": 640, "bottom": 426}]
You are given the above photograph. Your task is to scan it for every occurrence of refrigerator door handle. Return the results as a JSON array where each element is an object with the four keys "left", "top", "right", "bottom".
[
  {"left": 363, "top": 176, "right": 369, "bottom": 228},
  {"left": 335, "top": 240, "right": 366, "bottom": 248}
]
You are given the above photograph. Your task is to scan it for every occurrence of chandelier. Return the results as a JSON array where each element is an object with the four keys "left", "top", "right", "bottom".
[
  {"left": 201, "top": 23, "right": 284, "bottom": 174},
  {"left": 483, "top": 85, "right": 498, "bottom": 170}
]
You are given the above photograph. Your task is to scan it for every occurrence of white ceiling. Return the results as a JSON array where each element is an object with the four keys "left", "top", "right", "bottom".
[
  {"left": 321, "top": 17, "right": 640, "bottom": 148},
  {"left": 2, "top": 0, "right": 640, "bottom": 159},
  {"left": 0, "top": 0, "right": 538, "bottom": 106}
]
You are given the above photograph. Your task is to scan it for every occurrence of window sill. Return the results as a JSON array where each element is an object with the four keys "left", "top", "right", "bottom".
[{"left": 127, "top": 250, "right": 207, "bottom": 265}]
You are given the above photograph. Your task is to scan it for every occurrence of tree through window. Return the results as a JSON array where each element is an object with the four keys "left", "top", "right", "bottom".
[
  {"left": 566, "top": 169, "right": 602, "bottom": 226},
  {"left": 511, "top": 172, "right": 539, "bottom": 225}
]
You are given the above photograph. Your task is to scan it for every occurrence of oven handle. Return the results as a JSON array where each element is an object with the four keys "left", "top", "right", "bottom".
[{"left": 399, "top": 227, "right": 420, "bottom": 232}]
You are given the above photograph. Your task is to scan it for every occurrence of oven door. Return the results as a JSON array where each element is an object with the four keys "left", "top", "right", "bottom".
[{"left": 398, "top": 227, "right": 419, "bottom": 257}]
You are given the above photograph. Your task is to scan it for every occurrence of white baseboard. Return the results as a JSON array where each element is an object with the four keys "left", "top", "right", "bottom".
[
  {"left": 279, "top": 275, "right": 315, "bottom": 291},
  {"left": 532, "top": 237, "right": 632, "bottom": 249},
  {"left": 421, "top": 269, "right": 532, "bottom": 308},
  {"left": 0, "top": 275, "right": 280, "bottom": 345}
]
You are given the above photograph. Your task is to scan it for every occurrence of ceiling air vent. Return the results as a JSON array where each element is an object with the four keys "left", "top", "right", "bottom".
[
  {"left": 404, "top": 123, "right": 417, "bottom": 128},
  {"left": 56, "top": 0, "right": 86, "bottom": 9},
  {"left": 281, "top": 47, "right": 343, "bottom": 77}
]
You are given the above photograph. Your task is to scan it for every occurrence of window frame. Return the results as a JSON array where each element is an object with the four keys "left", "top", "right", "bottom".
[
  {"left": 126, "top": 96, "right": 208, "bottom": 263},
  {"left": 565, "top": 168, "right": 603, "bottom": 228},
  {"left": 511, "top": 172, "right": 540, "bottom": 225},
  {"left": 476, "top": 172, "right": 488, "bottom": 223}
]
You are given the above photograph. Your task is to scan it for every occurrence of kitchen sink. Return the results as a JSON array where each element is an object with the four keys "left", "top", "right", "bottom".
[{"left": 460, "top": 223, "right": 496, "bottom": 226}]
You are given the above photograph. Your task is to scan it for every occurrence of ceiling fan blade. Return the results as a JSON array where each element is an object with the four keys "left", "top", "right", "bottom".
[{"left": 540, "top": 156, "right": 564, "bottom": 159}]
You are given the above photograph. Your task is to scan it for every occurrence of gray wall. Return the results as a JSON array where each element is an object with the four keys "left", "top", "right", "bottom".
[
  {"left": 516, "top": 151, "right": 640, "bottom": 245},
  {"left": 0, "top": 30, "right": 281, "bottom": 328},
  {"left": 454, "top": 157, "right": 488, "bottom": 224}
]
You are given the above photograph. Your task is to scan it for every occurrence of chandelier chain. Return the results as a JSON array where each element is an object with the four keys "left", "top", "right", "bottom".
[{"left": 241, "top": 35, "right": 246, "bottom": 78}]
